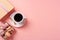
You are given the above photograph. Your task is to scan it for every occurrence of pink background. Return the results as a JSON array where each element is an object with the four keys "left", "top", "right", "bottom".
[{"left": 0, "top": 0, "right": 60, "bottom": 40}]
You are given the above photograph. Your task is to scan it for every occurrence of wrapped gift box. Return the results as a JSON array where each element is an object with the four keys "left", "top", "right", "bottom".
[{"left": 0, "top": 0, "right": 14, "bottom": 20}]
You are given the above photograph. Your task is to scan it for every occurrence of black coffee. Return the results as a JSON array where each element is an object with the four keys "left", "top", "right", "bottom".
[{"left": 14, "top": 13, "right": 23, "bottom": 22}]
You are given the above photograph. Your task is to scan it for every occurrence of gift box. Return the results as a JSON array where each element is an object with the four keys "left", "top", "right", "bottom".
[{"left": 0, "top": 0, "right": 14, "bottom": 20}]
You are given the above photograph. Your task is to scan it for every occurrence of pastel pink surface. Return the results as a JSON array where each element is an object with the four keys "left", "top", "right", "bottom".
[{"left": 0, "top": 0, "right": 60, "bottom": 40}]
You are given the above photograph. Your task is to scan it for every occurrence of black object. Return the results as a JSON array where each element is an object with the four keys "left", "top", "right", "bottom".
[{"left": 14, "top": 13, "right": 23, "bottom": 22}]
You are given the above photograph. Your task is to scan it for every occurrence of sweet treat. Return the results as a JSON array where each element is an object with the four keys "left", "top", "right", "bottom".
[
  {"left": 2, "top": 26, "right": 15, "bottom": 40},
  {"left": 0, "top": 22, "right": 15, "bottom": 40}
]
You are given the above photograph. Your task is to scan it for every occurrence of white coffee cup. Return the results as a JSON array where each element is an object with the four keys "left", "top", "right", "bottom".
[{"left": 6, "top": 11, "right": 26, "bottom": 28}]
